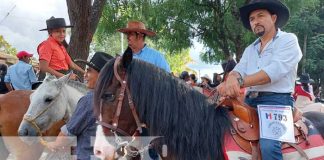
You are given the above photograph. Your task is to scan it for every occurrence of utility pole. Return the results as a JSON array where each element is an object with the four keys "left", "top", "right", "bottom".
[{"left": 302, "top": 34, "right": 307, "bottom": 73}]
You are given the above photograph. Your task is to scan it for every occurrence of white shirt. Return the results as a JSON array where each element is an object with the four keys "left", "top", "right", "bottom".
[{"left": 234, "top": 29, "right": 302, "bottom": 93}]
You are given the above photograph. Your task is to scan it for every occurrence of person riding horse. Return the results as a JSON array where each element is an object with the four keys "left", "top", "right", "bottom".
[
  {"left": 38, "top": 16, "right": 84, "bottom": 80},
  {"left": 217, "top": 0, "right": 303, "bottom": 159}
]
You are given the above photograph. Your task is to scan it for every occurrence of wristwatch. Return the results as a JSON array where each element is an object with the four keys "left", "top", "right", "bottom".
[{"left": 237, "top": 77, "right": 244, "bottom": 87}]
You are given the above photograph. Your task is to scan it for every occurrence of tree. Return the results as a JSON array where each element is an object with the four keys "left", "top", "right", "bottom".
[
  {"left": 0, "top": 35, "right": 17, "bottom": 56},
  {"left": 96, "top": 0, "right": 257, "bottom": 64},
  {"left": 66, "top": 0, "right": 106, "bottom": 69},
  {"left": 284, "top": 0, "right": 324, "bottom": 97},
  {"left": 164, "top": 49, "right": 193, "bottom": 75},
  {"left": 91, "top": 33, "right": 126, "bottom": 56}
]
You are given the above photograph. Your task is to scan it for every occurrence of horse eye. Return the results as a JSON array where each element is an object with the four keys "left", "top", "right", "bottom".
[
  {"left": 45, "top": 97, "right": 53, "bottom": 103},
  {"left": 101, "top": 93, "right": 115, "bottom": 102}
]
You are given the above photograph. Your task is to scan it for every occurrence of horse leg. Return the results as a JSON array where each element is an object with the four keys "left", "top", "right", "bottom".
[{"left": 0, "top": 136, "right": 9, "bottom": 160}]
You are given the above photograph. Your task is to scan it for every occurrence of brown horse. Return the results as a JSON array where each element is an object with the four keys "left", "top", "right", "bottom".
[
  {"left": 92, "top": 53, "right": 324, "bottom": 160},
  {"left": 0, "top": 90, "right": 66, "bottom": 160}
]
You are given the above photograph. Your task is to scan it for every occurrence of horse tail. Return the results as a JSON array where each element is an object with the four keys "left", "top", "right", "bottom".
[{"left": 303, "top": 111, "right": 324, "bottom": 138}]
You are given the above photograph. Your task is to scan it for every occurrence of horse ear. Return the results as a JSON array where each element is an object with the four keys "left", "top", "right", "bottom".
[
  {"left": 58, "top": 73, "right": 70, "bottom": 83},
  {"left": 121, "top": 46, "right": 133, "bottom": 69},
  {"left": 55, "top": 74, "right": 69, "bottom": 89},
  {"left": 44, "top": 73, "right": 56, "bottom": 82}
]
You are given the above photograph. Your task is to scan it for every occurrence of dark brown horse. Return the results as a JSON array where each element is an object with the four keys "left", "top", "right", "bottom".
[
  {"left": 0, "top": 90, "right": 65, "bottom": 160},
  {"left": 93, "top": 52, "right": 324, "bottom": 160}
]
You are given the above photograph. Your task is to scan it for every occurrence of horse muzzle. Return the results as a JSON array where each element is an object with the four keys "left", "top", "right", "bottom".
[{"left": 18, "top": 121, "right": 39, "bottom": 145}]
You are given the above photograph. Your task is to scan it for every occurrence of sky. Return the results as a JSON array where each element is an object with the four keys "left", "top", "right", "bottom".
[{"left": 0, "top": 0, "right": 222, "bottom": 80}]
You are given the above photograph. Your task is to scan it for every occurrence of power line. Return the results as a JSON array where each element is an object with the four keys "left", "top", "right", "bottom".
[{"left": 0, "top": 4, "right": 16, "bottom": 25}]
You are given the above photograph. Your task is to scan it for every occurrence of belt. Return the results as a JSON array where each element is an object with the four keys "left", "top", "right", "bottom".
[
  {"left": 56, "top": 70, "right": 70, "bottom": 75},
  {"left": 246, "top": 91, "right": 291, "bottom": 98}
]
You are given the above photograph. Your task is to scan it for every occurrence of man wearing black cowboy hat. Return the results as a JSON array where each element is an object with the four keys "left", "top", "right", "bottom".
[
  {"left": 37, "top": 16, "right": 84, "bottom": 81},
  {"left": 217, "top": 0, "right": 302, "bottom": 159},
  {"left": 46, "top": 52, "right": 113, "bottom": 160}
]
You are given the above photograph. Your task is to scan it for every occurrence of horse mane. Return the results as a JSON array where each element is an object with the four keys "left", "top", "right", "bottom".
[
  {"left": 65, "top": 79, "right": 88, "bottom": 94},
  {"left": 94, "top": 59, "right": 231, "bottom": 160},
  {"left": 303, "top": 111, "right": 324, "bottom": 138}
]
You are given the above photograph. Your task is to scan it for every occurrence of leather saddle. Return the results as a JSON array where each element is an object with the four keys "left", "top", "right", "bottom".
[{"left": 219, "top": 98, "right": 309, "bottom": 160}]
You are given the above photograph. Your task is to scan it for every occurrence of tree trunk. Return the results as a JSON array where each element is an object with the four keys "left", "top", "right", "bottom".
[{"left": 66, "top": 0, "right": 106, "bottom": 71}]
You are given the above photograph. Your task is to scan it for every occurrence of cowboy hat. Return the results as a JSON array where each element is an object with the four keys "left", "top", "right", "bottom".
[
  {"left": 117, "top": 21, "right": 156, "bottom": 37},
  {"left": 75, "top": 52, "right": 113, "bottom": 72},
  {"left": 298, "top": 73, "right": 314, "bottom": 84},
  {"left": 201, "top": 74, "right": 211, "bottom": 82},
  {"left": 39, "top": 16, "right": 73, "bottom": 31},
  {"left": 239, "top": 0, "right": 290, "bottom": 30}
]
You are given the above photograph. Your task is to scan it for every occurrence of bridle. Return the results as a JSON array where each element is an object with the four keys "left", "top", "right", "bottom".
[
  {"left": 97, "top": 56, "right": 146, "bottom": 137},
  {"left": 96, "top": 57, "right": 150, "bottom": 158},
  {"left": 23, "top": 84, "right": 68, "bottom": 147}
]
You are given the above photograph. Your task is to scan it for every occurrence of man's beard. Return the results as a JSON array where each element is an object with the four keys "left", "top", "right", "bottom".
[{"left": 254, "top": 25, "right": 265, "bottom": 37}]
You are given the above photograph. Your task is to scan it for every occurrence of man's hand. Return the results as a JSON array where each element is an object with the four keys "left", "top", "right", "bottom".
[
  {"left": 46, "top": 141, "right": 61, "bottom": 152},
  {"left": 216, "top": 73, "right": 241, "bottom": 97},
  {"left": 46, "top": 141, "right": 69, "bottom": 152},
  {"left": 224, "top": 75, "right": 241, "bottom": 97}
]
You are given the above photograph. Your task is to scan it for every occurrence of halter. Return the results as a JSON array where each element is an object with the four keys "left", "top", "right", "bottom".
[
  {"left": 23, "top": 84, "right": 68, "bottom": 147},
  {"left": 97, "top": 57, "right": 146, "bottom": 137}
]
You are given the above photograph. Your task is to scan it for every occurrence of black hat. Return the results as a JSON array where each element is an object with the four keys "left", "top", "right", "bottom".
[
  {"left": 179, "top": 71, "right": 189, "bottom": 80},
  {"left": 39, "top": 16, "right": 73, "bottom": 31},
  {"left": 239, "top": 0, "right": 290, "bottom": 30},
  {"left": 75, "top": 52, "right": 113, "bottom": 72},
  {"left": 298, "top": 73, "right": 314, "bottom": 84}
]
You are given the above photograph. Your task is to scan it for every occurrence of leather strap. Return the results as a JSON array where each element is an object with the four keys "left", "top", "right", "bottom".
[
  {"left": 97, "top": 57, "right": 146, "bottom": 137},
  {"left": 250, "top": 142, "right": 259, "bottom": 160},
  {"left": 287, "top": 142, "right": 310, "bottom": 160}
]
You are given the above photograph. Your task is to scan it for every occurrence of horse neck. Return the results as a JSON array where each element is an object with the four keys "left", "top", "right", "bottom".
[{"left": 61, "top": 85, "right": 86, "bottom": 118}]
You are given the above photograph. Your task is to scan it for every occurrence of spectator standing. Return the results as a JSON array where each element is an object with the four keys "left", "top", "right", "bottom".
[
  {"left": 0, "top": 64, "right": 9, "bottom": 94},
  {"left": 46, "top": 52, "right": 113, "bottom": 160},
  {"left": 4, "top": 51, "right": 38, "bottom": 91}
]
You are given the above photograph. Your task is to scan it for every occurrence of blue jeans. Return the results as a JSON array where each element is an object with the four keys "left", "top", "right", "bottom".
[{"left": 245, "top": 93, "right": 294, "bottom": 160}]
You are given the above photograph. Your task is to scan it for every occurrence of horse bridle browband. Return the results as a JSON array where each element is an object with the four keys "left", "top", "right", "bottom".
[{"left": 98, "top": 57, "right": 146, "bottom": 137}]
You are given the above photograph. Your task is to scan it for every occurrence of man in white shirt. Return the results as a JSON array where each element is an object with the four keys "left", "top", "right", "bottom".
[{"left": 217, "top": 0, "right": 302, "bottom": 160}]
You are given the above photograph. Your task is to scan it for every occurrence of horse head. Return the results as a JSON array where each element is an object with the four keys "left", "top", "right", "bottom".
[
  {"left": 93, "top": 47, "right": 230, "bottom": 160},
  {"left": 18, "top": 73, "right": 87, "bottom": 144},
  {"left": 93, "top": 47, "right": 143, "bottom": 159}
]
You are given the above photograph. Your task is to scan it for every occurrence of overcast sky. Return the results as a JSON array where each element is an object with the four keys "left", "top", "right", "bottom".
[
  {"left": 0, "top": 0, "right": 221, "bottom": 79},
  {"left": 0, "top": 0, "right": 69, "bottom": 57}
]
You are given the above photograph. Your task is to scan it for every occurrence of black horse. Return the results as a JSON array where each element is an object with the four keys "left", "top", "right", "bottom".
[{"left": 93, "top": 50, "right": 324, "bottom": 160}]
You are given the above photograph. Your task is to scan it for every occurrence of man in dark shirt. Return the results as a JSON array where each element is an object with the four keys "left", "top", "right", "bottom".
[
  {"left": 47, "top": 52, "right": 113, "bottom": 160},
  {"left": 0, "top": 64, "right": 9, "bottom": 94}
]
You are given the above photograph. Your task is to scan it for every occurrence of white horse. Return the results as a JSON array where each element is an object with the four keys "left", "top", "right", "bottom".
[
  {"left": 16, "top": 74, "right": 87, "bottom": 158},
  {"left": 295, "top": 95, "right": 324, "bottom": 113}
]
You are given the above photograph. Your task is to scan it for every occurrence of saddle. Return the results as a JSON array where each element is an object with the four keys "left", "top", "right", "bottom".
[{"left": 219, "top": 98, "right": 309, "bottom": 160}]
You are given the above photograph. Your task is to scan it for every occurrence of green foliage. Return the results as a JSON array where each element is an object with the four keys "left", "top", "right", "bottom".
[
  {"left": 91, "top": 33, "right": 127, "bottom": 56},
  {"left": 305, "top": 34, "right": 324, "bottom": 81},
  {"left": 283, "top": 0, "right": 324, "bottom": 96},
  {"left": 164, "top": 49, "right": 193, "bottom": 75},
  {"left": 0, "top": 35, "right": 17, "bottom": 55}
]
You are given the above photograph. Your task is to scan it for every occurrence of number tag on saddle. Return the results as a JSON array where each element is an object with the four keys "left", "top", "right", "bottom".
[{"left": 258, "top": 105, "right": 295, "bottom": 143}]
